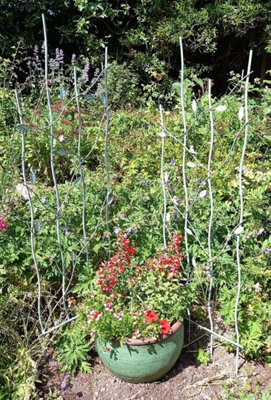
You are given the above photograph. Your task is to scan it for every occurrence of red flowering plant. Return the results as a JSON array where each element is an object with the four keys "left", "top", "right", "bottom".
[
  {"left": 75, "top": 232, "right": 194, "bottom": 343},
  {"left": 0, "top": 215, "right": 7, "bottom": 232}
]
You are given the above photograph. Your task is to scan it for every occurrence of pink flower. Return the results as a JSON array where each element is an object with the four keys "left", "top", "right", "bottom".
[
  {"left": 43, "top": 78, "right": 52, "bottom": 85},
  {"left": 87, "top": 310, "right": 101, "bottom": 323},
  {"left": 104, "top": 300, "right": 113, "bottom": 311},
  {"left": 113, "top": 310, "right": 123, "bottom": 320},
  {"left": 0, "top": 216, "right": 7, "bottom": 232},
  {"left": 67, "top": 297, "right": 75, "bottom": 308},
  {"left": 132, "top": 328, "right": 141, "bottom": 339}
]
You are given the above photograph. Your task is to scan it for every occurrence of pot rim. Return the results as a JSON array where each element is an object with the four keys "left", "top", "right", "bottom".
[{"left": 124, "top": 320, "right": 183, "bottom": 346}]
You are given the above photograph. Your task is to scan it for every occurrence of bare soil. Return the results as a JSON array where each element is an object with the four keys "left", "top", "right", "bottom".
[{"left": 37, "top": 332, "right": 271, "bottom": 400}]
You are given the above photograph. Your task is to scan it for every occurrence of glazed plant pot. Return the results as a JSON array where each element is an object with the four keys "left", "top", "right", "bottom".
[{"left": 95, "top": 321, "right": 184, "bottom": 383}]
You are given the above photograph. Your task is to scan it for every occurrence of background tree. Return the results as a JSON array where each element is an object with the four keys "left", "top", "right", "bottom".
[{"left": 0, "top": 0, "right": 270, "bottom": 100}]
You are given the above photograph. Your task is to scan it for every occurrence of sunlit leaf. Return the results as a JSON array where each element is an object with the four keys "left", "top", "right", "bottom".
[
  {"left": 75, "top": 176, "right": 82, "bottom": 185},
  {"left": 30, "top": 170, "right": 36, "bottom": 184},
  {"left": 16, "top": 124, "right": 27, "bottom": 132},
  {"left": 35, "top": 220, "right": 41, "bottom": 233},
  {"left": 60, "top": 88, "right": 66, "bottom": 101},
  {"left": 101, "top": 94, "right": 106, "bottom": 105},
  {"left": 85, "top": 94, "right": 94, "bottom": 101},
  {"left": 57, "top": 149, "right": 67, "bottom": 156}
]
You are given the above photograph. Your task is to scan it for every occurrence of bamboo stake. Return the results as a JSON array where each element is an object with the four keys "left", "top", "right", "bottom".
[
  {"left": 187, "top": 319, "right": 243, "bottom": 349},
  {"left": 207, "top": 79, "right": 215, "bottom": 356},
  {"left": 104, "top": 46, "right": 111, "bottom": 252},
  {"left": 235, "top": 50, "right": 253, "bottom": 375},
  {"left": 42, "top": 14, "right": 69, "bottom": 320},
  {"left": 74, "top": 66, "right": 89, "bottom": 268},
  {"left": 15, "top": 89, "right": 45, "bottom": 333},
  {"left": 179, "top": 37, "right": 192, "bottom": 341},
  {"left": 179, "top": 37, "right": 190, "bottom": 277},
  {"left": 159, "top": 105, "right": 167, "bottom": 248}
]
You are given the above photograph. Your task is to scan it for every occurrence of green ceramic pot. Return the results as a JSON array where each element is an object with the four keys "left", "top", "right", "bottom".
[{"left": 95, "top": 321, "right": 184, "bottom": 383}]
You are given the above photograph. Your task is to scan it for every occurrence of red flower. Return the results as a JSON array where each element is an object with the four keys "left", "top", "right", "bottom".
[
  {"left": 160, "top": 319, "right": 171, "bottom": 334},
  {"left": 0, "top": 215, "right": 7, "bottom": 232},
  {"left": 144, "top": 310, "right": 158, "bottom": 323}
]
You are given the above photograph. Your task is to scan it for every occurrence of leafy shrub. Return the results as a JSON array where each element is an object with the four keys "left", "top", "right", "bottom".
[
  {"left": 107, "top": 61, "right": 141, "bottom": 108},
  {"left": 0, "top": 287, "right": 51, "bottom": 399},
  {"left": 54, "top": 325, "right": 92, "bottom": 374}
]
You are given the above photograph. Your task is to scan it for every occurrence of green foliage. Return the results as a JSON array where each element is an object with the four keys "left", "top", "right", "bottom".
[
  {"left": 0, "top": 61, "right": 270, "bottom": 391},
  {"left": 55, "top": 325, "right": 92, "bottom": 374},
  {"left": 0, "top": 1, "right": 270, "bottom": 104},
  {"left": 221, "top": 378, "right": 271, "bottom": 400},
  {"left": 0, "top": 287, "right": 50, "bottom": 399},
  {"left": 194, "top": 348, "right": 211, "bottom": 366},
  {"left": 107, "top": 60, "right": 141, "bottom": 108}
]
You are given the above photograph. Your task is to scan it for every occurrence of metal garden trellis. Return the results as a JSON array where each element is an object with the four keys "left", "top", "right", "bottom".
[
  {"left": 159, "top": 38, "right": 253, "bottom": 374},
  {"left": 14, "top": 14, "right": 108, "bottom": 335},
  {"left": 14, "top": 14, "right": 254, "bottom": 376}
]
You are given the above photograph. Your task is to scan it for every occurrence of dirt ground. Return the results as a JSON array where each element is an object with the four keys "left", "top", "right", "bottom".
[{"left": 37, "top": 331, "right": 271, "bottom": 400}]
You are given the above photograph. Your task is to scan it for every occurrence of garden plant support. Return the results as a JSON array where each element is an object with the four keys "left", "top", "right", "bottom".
[{"left": 14, "top": 15, "right": 254, "bottom": 376}]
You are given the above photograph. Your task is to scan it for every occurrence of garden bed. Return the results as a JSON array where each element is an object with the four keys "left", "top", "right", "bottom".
[
  {"left": 37, "top": 332, "right": 271, "bottom": 400},
  {"left": 37, "top": 348, "right": 271, "bottom": 400}
]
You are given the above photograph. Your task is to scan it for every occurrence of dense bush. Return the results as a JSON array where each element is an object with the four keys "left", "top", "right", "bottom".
[{"left": 0, "top": 0, "right": 270, "bottom": 101}]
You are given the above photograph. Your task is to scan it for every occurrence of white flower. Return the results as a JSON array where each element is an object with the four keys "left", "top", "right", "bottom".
[
  {"left": 16, "top": 183, "right": 29, "bottom": 200},
  {"left": 158, "top": 131, "right": 166, "bottom": 138},
  {"left": 164, "top": 171, "right": 168, "bottom": 183},
  {"left": 192, "top": 99, "right": 197, "bottom": 113},
  {"left": 172, "top": 196, "right": 179, "bottom": 206},
  {"left": 199, "top": 190, "right": 208, "bottom": 199},
  {"left": 185, "top": 227, "right": 193, "bottom": 235},
  {"left": 238, "top": 106, "right": 244, "bottom": 120},
  {"left": 253, "top": 283, "right": 262, "bottom": 293},
  {"left": 166, "top": 212, "right": 171, "bottom": 222},
  {"left": 187, "top": 162, "right": 196, "bottom": 168},
  {"left": 235, "top": 226, "right": 244, "bottom": 235},
  {"left": 189, "top": 145, "right": 197, "bottom": 155},
  {"left": 216, "top": 105, "right": 227, "bottom": 112}
]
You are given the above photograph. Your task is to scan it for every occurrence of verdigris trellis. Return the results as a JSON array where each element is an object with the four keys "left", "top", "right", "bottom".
[{"left": 159, "top": 37, "right": 253, "bottom": 374}]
